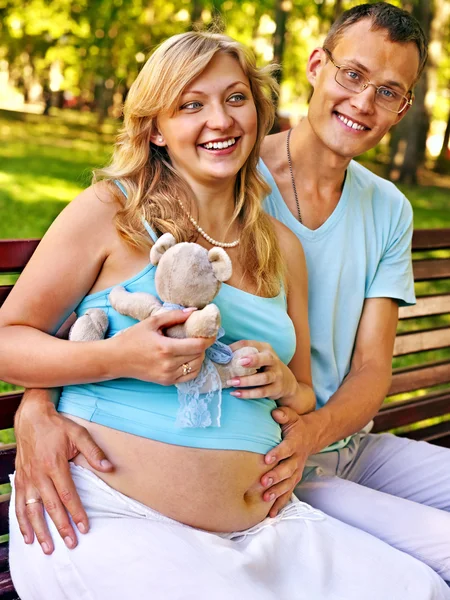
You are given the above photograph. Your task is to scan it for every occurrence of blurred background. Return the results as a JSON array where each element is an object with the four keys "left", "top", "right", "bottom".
[{"left": 0, "top": 0, "right": 449, "bottom": 240}]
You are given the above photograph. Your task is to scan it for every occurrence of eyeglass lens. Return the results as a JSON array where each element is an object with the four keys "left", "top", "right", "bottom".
[{"left": 335, "top": 69, "right": 408, "bottom": 113}]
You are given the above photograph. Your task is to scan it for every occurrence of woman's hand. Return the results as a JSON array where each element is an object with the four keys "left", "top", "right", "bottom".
[
  {"left": 14, "top": 388, "right": 113, "bottom": 555},
  {"left": 227, "top": 341, "right": 316, "bottom": 416},
  {"left": 106, "top": 308, "right": 215, "bottom": 384},
  {"left": 227, "top": 340, "right": 297, "bottom": 402}
]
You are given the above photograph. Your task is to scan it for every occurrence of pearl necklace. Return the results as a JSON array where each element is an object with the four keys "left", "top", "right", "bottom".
[{"left": 177, "top": 199, "right": 240, "bottom": 248}]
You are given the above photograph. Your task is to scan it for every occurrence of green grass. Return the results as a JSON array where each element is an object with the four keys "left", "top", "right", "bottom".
[
  {"left": 0, "top": 109, "right": 117, "bottom": 238},
  {"left": 399, "top": 185, "right": 450, "bottom": 228}
]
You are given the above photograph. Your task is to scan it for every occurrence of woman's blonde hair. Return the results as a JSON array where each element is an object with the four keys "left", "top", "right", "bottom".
[{"left": 96, "top": 30, "right": 285, "bottom": 297}]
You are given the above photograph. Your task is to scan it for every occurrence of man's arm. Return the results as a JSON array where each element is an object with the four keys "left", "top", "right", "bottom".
[
  {"left": 14, "top": 387, "right": 113, "bottom": 554},
  {"left": 262, "top": 297, "right": 399, "bottom": 515}
]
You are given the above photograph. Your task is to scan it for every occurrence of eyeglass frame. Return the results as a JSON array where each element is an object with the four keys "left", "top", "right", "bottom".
[{"left": 322, "top": 47, "right": 413, "bottom": 114}]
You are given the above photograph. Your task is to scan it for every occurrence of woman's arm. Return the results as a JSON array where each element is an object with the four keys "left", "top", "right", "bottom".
[
  {"left": 0, "top": 184, "right": 120, "bottom": 386},
  {"left": 0, "top": 184, "right": 211, "bottom": 387}
]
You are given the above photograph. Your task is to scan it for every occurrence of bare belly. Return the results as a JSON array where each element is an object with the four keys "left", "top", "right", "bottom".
[{"left": 66, "top": 415, "right": 275, "bottom": 533}]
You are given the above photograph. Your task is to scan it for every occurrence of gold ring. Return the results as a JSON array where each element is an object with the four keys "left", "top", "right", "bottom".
[
  {"left": 25, "top": 498, "right": 43, "bottom": 506},
  {"left": 182, "top": 362, "right": 192, "bottom": 376}
]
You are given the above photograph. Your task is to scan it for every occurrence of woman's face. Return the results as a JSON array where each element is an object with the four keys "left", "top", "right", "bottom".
[{"left": 154, "top": 52, "right": 258, "bottom": 189}]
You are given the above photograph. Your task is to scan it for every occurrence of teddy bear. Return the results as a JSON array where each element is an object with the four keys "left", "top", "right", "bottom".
[{"left": 69, "top": 233, "right": 259, "bottom": 428}]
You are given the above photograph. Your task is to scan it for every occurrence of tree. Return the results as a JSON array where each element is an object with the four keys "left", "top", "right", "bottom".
[
  {"left": 392, "top": 0, "right": 434, "bottom": 184},
  {"left": 435, "top": 103, "right": 450, "bottom": 173}
]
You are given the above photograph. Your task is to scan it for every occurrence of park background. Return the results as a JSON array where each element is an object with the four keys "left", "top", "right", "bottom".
[
  {"left": 0, "top": 0, "right": 449, "bottom": 437},
  {"left": 0, "top": 0, "right": 449, "bottom": 240}
]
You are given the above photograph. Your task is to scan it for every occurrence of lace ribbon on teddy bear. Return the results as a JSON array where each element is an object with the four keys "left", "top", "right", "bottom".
[{"left": 164, "top": 302, "right": 232, "bottom": 428}]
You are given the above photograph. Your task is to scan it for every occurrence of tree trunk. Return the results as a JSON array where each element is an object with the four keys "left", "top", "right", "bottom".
[
  {"left": 434, "top": 103, "right": 450, "bottom": 173},
  {"left": 190, "top": 0, "right": 203, "bottom": 25},
  {"left": 333, "top": 0, "right": 344, "bottom": 21},
  {"left": 395, "top": 0, "right": 434, "bottom": 184},
  {"left": 272, "top": 0, "right": 291, "bottom": 84}
]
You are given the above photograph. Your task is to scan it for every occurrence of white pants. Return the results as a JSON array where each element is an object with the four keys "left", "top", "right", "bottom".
[
  {"left": 297, "top": 431, "right": 450, "bottom": 581},
  {"left": 9, "top": 464, "right": 450, "bottom": 600}
]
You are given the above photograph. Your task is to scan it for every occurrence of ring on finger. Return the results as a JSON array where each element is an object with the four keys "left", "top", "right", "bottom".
[
  {"left": 25, "top": 498, "right": 43, "bottom": 506},
  {"left": 182, "top": 362, "right": 192, "bottom": 376}
]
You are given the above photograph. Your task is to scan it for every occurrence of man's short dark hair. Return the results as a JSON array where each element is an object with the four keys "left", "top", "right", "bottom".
[{"left": 323, "top": 2, "right": 428, "bottom": 81}]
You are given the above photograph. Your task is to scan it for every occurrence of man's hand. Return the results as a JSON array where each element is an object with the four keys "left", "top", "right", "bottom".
[
  {"left": 14, "top": 389, "right": 113, "bottom": 555},
  {"left": 261, "top": 407, "right": 312, "bottom": 517}
]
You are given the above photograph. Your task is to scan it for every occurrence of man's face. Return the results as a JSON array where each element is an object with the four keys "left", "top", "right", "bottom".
[{"left": 306, "top": 19, "right": 420, "bottom": 159}]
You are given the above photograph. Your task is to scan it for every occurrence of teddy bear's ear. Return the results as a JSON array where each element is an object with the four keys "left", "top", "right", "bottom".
[
  {"left": 150, "top": 233, "right": 176, "bottom": 265},
  {"left": 208, "top": 247, "right": 232, "bottom": 282}
]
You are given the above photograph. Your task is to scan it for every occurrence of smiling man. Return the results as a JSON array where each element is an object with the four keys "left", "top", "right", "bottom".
[{"left": 256, "top": 1, "right": 450, "bottom": 583}]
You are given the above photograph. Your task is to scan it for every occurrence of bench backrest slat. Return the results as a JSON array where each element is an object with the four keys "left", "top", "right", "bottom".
[
  {"left": 413, "top": 259, "right": 450, "bottom": 281},
  {"left": 0, "top": 287, "right": 13, "bottom": 307},
  {"left": 411, "top": 228, "right": 450, "bottom": 250},
  {"left": 0, "top": 393, "right": 23, "bottom": 431},
  {"left": 393, "top": 327, "right": 450, "bottom": 356},
  {"left": 399, "top": 294, "right": 450, "bottom": 319},
  {"left": 389, "top": 360, "right": 450, "bottom": 395},
  {"left": 374, "top": 389, "right": 450, "bottom": 431},
  {"left": 0, "top": 240, "right": 40, "bottom": 272}
]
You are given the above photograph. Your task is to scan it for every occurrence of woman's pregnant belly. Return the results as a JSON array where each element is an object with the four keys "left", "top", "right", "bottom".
[{"left": 67, "top": 415, "right": 276, "bottom": 532}]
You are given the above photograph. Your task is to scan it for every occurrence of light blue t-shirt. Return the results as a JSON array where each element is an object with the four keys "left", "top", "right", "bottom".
[{"left": 260, "top": 159, "right": 416, "bottom": 452}]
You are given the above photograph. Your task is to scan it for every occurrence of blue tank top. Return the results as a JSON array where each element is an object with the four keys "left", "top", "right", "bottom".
[{"left": 58, "top": 195, "right": 296, "bottom": 454}]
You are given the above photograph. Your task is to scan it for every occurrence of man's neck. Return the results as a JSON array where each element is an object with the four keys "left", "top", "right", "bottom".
[
  {"left": 289, "top": 118, "right": 350, "bottom": 194},
  {"left": 261, "top": 119, "right": 353, "bottom": 229}
]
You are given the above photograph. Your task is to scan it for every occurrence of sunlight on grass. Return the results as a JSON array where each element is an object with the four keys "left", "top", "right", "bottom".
[{"left": 0, "top": 110, "right": 116, "bottom": 238}]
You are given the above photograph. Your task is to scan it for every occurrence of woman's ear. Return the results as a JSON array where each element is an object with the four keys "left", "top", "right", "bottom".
[{"left": 150, "top": 128, "right": 166, "bottom": 147}]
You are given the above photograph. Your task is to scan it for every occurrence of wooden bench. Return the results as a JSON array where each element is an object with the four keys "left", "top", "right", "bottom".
[{"left": 0, "top": 231, "right": 449, "bottom": 598}]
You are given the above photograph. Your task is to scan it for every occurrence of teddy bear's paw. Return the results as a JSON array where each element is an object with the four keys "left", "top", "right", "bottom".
[
  {"left": 197, "top": 303, "right": 221, "bottom": 337},
  {"left": 228, "top": 346, "right": 259, "bottom": 378},
  {"left": 69, "top": 309, "right": 109, "bottom": 341},
  {"left": 109, "top": 286, "right": 161, "bottom": 321}
]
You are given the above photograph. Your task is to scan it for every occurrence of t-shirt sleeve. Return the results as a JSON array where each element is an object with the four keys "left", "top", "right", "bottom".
[{"left": 366, "top": 196, "right": 416, "bottom": 307}]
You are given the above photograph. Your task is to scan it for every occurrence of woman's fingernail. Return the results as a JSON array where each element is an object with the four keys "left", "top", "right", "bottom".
[
  {"left": 64, "top": 536, "right": 75, "bottom": 549},
  {"left": 238, "top": 357, "right": 251, "bottom": 366},
  {"left": 265, "top": 477, "right": 274, "bottom": 488},
  {"left": 182, "top": 307, "right": 197, "bottom": 313},
  {"left": 266, "top": 493, "right": 276, "bottom": 502},
  {"left": 77, "top": 522, "right": 87, "bottom": 534},
  {"left": 227, "top": 378, "right": 240, "bottom": 386},
  {"left": 266, "top": 455, "right": 276, "bottom": 464},
  {"left": 23, "top": 534, "right": 30, "bottom": 544},
  {"left": 100, "top": 459, "right": 113, "bottom": 469},
  {"left": 230, "top": 391, "right": 242, "bottom": 397},
  {"left": 41, "top": 542, "right": 50, "bottom": 554}
]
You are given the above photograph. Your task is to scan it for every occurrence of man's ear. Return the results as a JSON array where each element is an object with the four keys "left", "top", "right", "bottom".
[
  {"left": 393, "top": 93, "right": 414, "bottom": 125},
  {"left": 150, "top": 127, "right": 166, "bottom": 147},
  {"left": 306, "top": 47, "right": 327, "bottom": 88}
]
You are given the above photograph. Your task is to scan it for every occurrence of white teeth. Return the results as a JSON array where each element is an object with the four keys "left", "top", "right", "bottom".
[
  {"left": 203, "top": 137, "right": 236, "bottom": 150},
  {"left": 337, "top": 114, "right": 366, "bottom": 131}
]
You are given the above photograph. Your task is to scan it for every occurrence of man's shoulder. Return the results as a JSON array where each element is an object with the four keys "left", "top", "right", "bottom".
[
  {"left": 349, "top": 161, "right": 413, "bottom": 227},
  {"left": 349, "top": 160, "right": 405, "bottom": 203}
]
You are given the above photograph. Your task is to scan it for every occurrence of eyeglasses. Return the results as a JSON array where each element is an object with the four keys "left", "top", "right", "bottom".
[{"left": 323, "top": 48, "right": 413, "bottom": 114}]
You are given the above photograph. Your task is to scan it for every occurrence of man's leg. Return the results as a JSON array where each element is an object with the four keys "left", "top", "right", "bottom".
[
  {"left": 295, "top": 433, "right": 450, "bottom": 581},
  {"left": 343, "top": 432, "right": 450, "bottom": 510}
]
